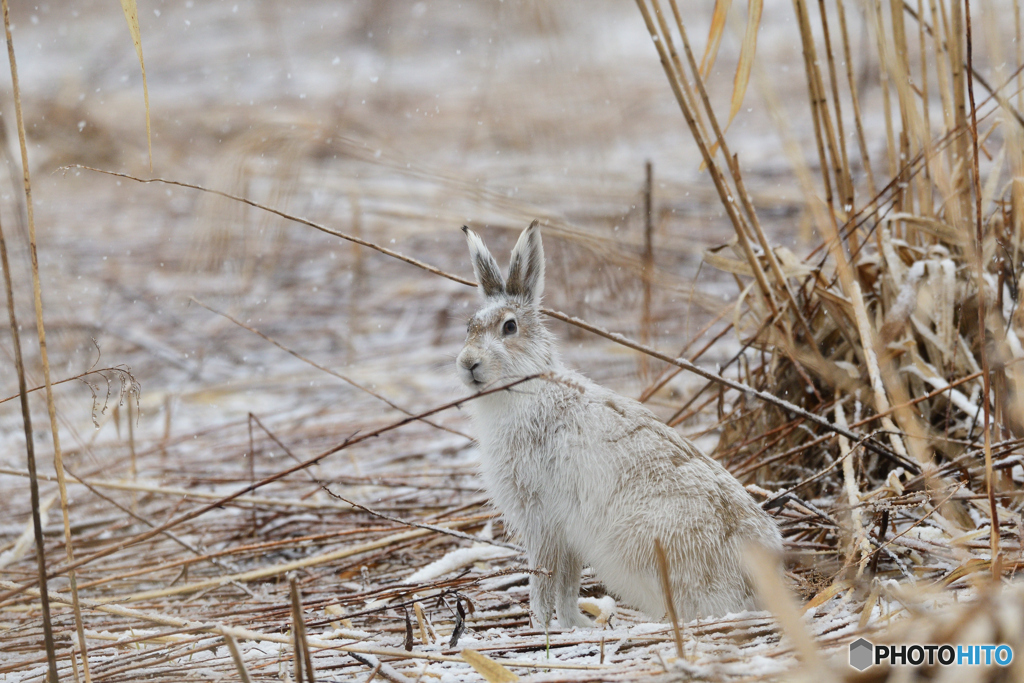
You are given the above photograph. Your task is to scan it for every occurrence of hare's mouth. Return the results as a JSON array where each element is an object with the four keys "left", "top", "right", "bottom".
[
  {"left": 459, "top": 360, "right": 488, "bottom": 388},
  {"left": 458, "top": 367, "right": 485, "bottom": 388}
]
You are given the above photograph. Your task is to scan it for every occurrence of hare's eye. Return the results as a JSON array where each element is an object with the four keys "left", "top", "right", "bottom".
[{"left": 502, "top": 319, "right": 518, "bottom": 336}]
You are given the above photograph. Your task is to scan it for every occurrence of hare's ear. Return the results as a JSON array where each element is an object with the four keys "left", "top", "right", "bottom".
[
  {"left": 463, "top": 226, "right": 505, "bottom": 299},
  {"left": 506, "top": 220, "right": 544, "bottom": 302}
]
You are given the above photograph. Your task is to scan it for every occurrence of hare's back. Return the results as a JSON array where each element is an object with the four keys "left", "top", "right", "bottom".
[{"left": 592, "top": 390, "right": 779, "bottom": 539}]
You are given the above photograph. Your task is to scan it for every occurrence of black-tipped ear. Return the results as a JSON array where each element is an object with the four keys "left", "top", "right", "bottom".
[
  {"left": 463, "top": 226, "right": 505, "bottom": 299},
  {"left": 506, "top": 220, "right": 545, "bottom": 302}
]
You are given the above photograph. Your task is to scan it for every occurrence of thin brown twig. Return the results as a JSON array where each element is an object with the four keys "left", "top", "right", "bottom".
[
  {"left": 246, "top": 412, "right": 319, "bottom": 481},
  {"left": 60, "top": 164, "right": 473, "bottom": 286},
  {"left": 641, "top": 160, "right": 654, "bottom": 382},
  {"left": 190, "top": 296, "right": 468, "bottom": 440},
  {"left": 0, "top": 376, "right": 538, "bottom": 603},
  {"left": 64, "top": 164, "right": 902, "bottom": 465},
  {"left": 318, "top": 484, "right": 523, "bottom": 553},
  {"left": 63, "top": 464, "right": 243, "bottom": 576}
]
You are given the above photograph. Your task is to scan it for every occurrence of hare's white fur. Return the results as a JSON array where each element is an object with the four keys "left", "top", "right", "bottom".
[{"left": 456, "top": 222, "right": 783, "bottom": 629}]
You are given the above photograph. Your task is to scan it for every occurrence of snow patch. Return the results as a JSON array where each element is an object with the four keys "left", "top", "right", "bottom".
[{"left": 405, "top": 543, "right": 516, "bottom": 583}]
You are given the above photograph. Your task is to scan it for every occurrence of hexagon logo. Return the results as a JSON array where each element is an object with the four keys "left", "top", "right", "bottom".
[{"left": 849, "top": 638, "right": 874, "bottom": 671}]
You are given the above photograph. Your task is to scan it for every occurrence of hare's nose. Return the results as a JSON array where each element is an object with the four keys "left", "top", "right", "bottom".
[{"left": 468, "top": 361, "right": 480, "bottom": 377}]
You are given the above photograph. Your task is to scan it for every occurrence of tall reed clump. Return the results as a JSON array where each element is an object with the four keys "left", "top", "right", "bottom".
[{"left": 636, "top": 0, "right": 1023, "bottom": 602}]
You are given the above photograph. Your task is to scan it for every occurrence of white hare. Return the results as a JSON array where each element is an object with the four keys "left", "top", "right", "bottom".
[{"left": 455, "top": 221, "right": 782, "bottom": 629}]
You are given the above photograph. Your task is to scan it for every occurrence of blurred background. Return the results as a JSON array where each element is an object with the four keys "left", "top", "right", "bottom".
[{"left": 0, "top": 0, "right": 820, "bottom": 452}]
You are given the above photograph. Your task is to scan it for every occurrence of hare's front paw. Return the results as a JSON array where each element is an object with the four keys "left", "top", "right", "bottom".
[
  {"left": 555, "top": 585, "right": 593, "bottom": 629},
  {"left": 556, "top": 608, "right": 594, "bottom": 629}
]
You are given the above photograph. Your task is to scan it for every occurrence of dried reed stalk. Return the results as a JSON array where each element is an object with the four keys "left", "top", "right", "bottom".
[
  {"left": 653, "top": 539, "right": 684, "bottom": 659},
  {"left": 290, "top": 574, "right": 316, "bottom": 683},
  {"left": 0, "top": 162, "right": 57, "bottom": 683},
  {"left": 836, "top": 0, "right": 877, "bottom": 204},
  {"left": 635, "top": 0, "right": 780, "bottom": 317},
  {"left": 223, "top": 633, "right": 254, "bottom": 683},
  {"left": 815, "top": 0, "right": 854, "bottom": 211},
  {"left": 641, "top": 160, "right": 654, "bottom": 382},
  {"left": 793, "top": 0, "right": 839, "bottom": 213},
  {"left": 1, "top": 0, "right": 81, "bottom": 678},
  {"left": 963, "top": 0, "right": 1000, "bottom": 573}
]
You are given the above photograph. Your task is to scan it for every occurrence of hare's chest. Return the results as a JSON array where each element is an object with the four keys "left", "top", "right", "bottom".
[
  {"left": 476, "top": 421, "right": 568, "bottom": 515},
  {"left": 479, "top": 432, "right": 554, "bottom": 498}
]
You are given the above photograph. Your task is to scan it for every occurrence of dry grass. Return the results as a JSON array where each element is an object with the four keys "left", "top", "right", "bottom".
[
  {"left": 635, "top": 0, "right": 1024, "bottom": 679},
  {"left": 2, "top": 1, "right": 1024, "bottom": 681}
]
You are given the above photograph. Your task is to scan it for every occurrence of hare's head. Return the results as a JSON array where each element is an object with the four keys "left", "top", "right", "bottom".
[{"left": 456, "top": 221, "right": 556, "bottom": 389}]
